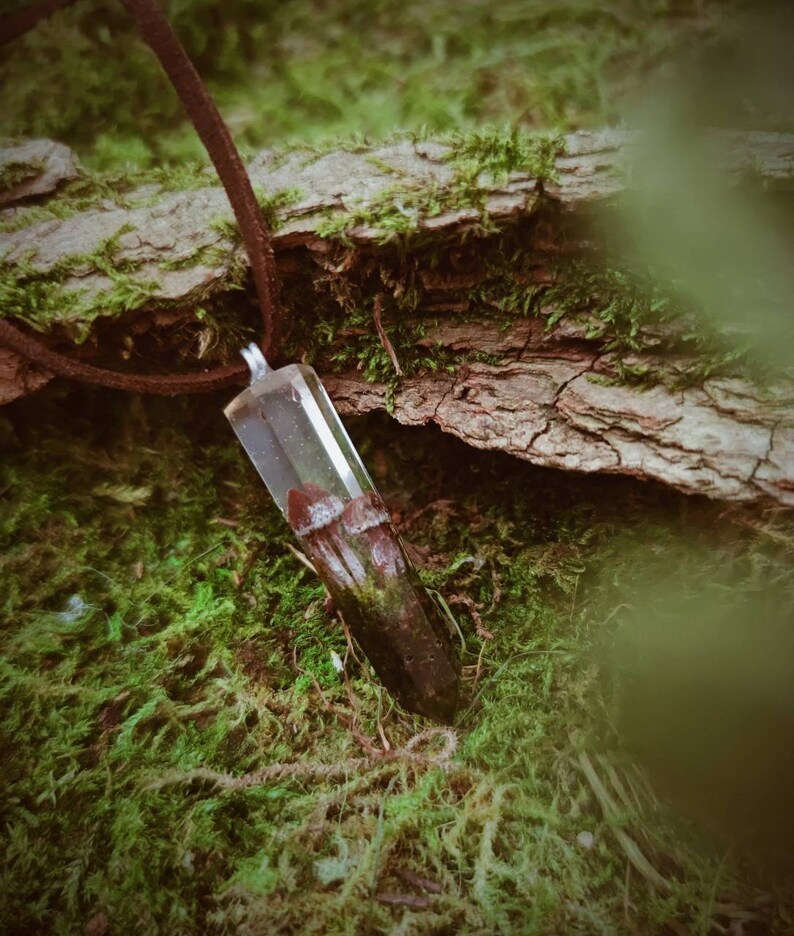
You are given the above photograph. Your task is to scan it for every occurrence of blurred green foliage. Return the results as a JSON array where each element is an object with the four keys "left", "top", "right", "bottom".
[
  {"left": 605, "top": 571, "right": 794, "bottom": 864},
  {"left": 1, "top": 0, "right": 738, "bottom": 169}
]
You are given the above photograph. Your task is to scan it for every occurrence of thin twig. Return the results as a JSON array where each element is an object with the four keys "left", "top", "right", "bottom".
[
  {"left": 235, "top": 542, "right": 265, "bottom": 589},
  {"left": 302, "top": 658, "right": 380, "bottom": 755},
  {"left": 448, "top": 594, "right": 494, "bottom": 640},
  {"left": 373, "top": 294, "right": 403, "bottom": 377},
  {"left": 471, "top": 639, "right": 489, "bottom": 694},
  {"left": 341, "top": 612, "right": 371, "bottom": 676},
  {"left": 286, "top": 543, "right": 317, "bottom": 574},
  {"left": 395, "top": 868, "right": 443, "bottom": 894},
  {"left": 375, "top": 688, "right": 392, "bottom": 753},
  {"left": 377, "top": 893, "right": 432, "bottom": 909}
]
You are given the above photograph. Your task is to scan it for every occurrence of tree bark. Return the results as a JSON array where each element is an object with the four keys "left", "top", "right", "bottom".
[
  {"left": 0, "top": 138, "right": 79, "bottom": 206},
  {"left": 1, "top": 131, "right": 792, "bottom": 505},
  {"left": 325, "top": 320, "right": 794, "bottom": 506}
]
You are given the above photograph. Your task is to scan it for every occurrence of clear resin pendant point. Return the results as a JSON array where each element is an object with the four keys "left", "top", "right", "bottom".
[{"left": 225, "top": 354, "right": 460, "bottom": 722}]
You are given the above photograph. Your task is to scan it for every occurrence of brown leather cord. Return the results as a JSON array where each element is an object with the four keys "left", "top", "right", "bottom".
[
  {"left": 0, "top": 0, "right": 283, "bottom": 395},
  {"left": 0, "top": 0, "right": 76, "bottom": 46},
  {"left": 0, "top": 319, "right": 247, "bottom": 394},
  {"left": 118, "top": 0, "right": 282, "bottom": 355}
]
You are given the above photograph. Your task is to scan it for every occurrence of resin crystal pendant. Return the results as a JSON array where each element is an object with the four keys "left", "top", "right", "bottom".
[{"left": 224, "top": 344, "right": 460, "bottom": 723}]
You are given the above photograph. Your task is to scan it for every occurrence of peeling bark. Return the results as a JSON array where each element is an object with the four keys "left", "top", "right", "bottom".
[
  {"left": 1, "top": 130, "right": 790, "bottom": 305},
  {"left": 324, "top": 320, "right": 794, "bottom": 507},
  {"left": 0, "top": 139, "right": 80, "bottom": 206},
  {"left": 1, "top": 131, "right": 792, "bottom": 505}
]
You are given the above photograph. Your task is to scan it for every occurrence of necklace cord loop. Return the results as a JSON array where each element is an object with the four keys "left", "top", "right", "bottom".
[{"left": 0, "top": 0, "right": 282, "bottom": 395}]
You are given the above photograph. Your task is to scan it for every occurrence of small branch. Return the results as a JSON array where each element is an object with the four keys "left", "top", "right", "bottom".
[
  {"left": 448, "top": 594, "right": 494, "bottom": 640},
  {"left": 373, "top": 294, "right": 403, "bottom": 377}
]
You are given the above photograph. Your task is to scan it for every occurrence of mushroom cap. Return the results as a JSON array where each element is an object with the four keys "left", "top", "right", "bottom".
[
  {"left": 303, "top": 482, "right": 332, "bottom": 500},
  {"left": 286, "top": 487, "right": 313, "bottom": 537},
  {"left": 341, "top": 491, "right": 390, "bottom": 535},
  {"left": 287, "top": 483, "right": 343, "bottom": 537}
]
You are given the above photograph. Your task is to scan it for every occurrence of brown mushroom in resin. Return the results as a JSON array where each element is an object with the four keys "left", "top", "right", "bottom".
[{"left": 341, "top": 491, "right": 405, "bottom": 579}]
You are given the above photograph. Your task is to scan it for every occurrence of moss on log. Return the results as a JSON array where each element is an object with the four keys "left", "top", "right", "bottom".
[{"left": 1, "top": 129, "right": 792, "bottom": 504}]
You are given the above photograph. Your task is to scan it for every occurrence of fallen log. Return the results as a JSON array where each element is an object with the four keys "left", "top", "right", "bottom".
[
  {"left": 326, "top": 321, "right": 794, "bottom": 506},
  {"left": 1, "top": 130, "right": 792, "bottom": 505}
]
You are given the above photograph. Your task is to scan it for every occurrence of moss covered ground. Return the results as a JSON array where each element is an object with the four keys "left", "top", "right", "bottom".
[{"left": 1, "top": 388, "right": 792, "bottom": 934}]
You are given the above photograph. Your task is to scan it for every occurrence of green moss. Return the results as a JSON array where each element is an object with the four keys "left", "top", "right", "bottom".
[
  {"left": 0, "top": 177, "right": 296, "bottom": 347},
  {"left": 254, "top": 186, "right": 304, "bottom": 230},
  {"left": 542, "top": 259, "right": 763, "bottom": 388},
  {"left": 0, "top": 226, "right": 165, "bottom": 341},
  {"left": 314, "top": 185, "right": 439, "bottom": 245},
  {"left": 1, "top": 174, "right": 766, "bottom": 387},
  {"left": 0, "top": 158, "right": 231, "bottom": 237},
  {"left": 0, "top": 178, "right": 118, "bottom": 235},
  {"left": 1, "top": 391, "right": 791, "bottom": 933},
  {"left": 208, "top": 216, "right": 240, "bottom": 243},
  {"left": 0, "top": 121, "right": 765, "bottom": 390},
  {"left": 280, "top": 217, "right": 768, "bottom": 399},
  {"left": 315, "top": 130, "right": 562, "bottom": 246},
  {"left": 202, "top": 188, "right": 303, "bottom": 251},
  {"left": 0, "top": 158, "right": 45, "bottom": 192},
  {"left": 1, "top": 2, "right": 789, "bottom": 927},
  {"left": 445, "top": 126, "right": 564, "bottom": 182}
]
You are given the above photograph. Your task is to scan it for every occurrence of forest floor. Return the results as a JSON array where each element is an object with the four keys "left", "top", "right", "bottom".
[
  {"left": 2, "top": 1, "right": 793, "bottom": 934},
  {"left": 2, "top": 392, "right": 793, "bottom": 934}
]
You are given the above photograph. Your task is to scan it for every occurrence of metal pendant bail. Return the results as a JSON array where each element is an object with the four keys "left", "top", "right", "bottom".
[{"left": 241, "top": 342, "right": 271, "bottom": 384}]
